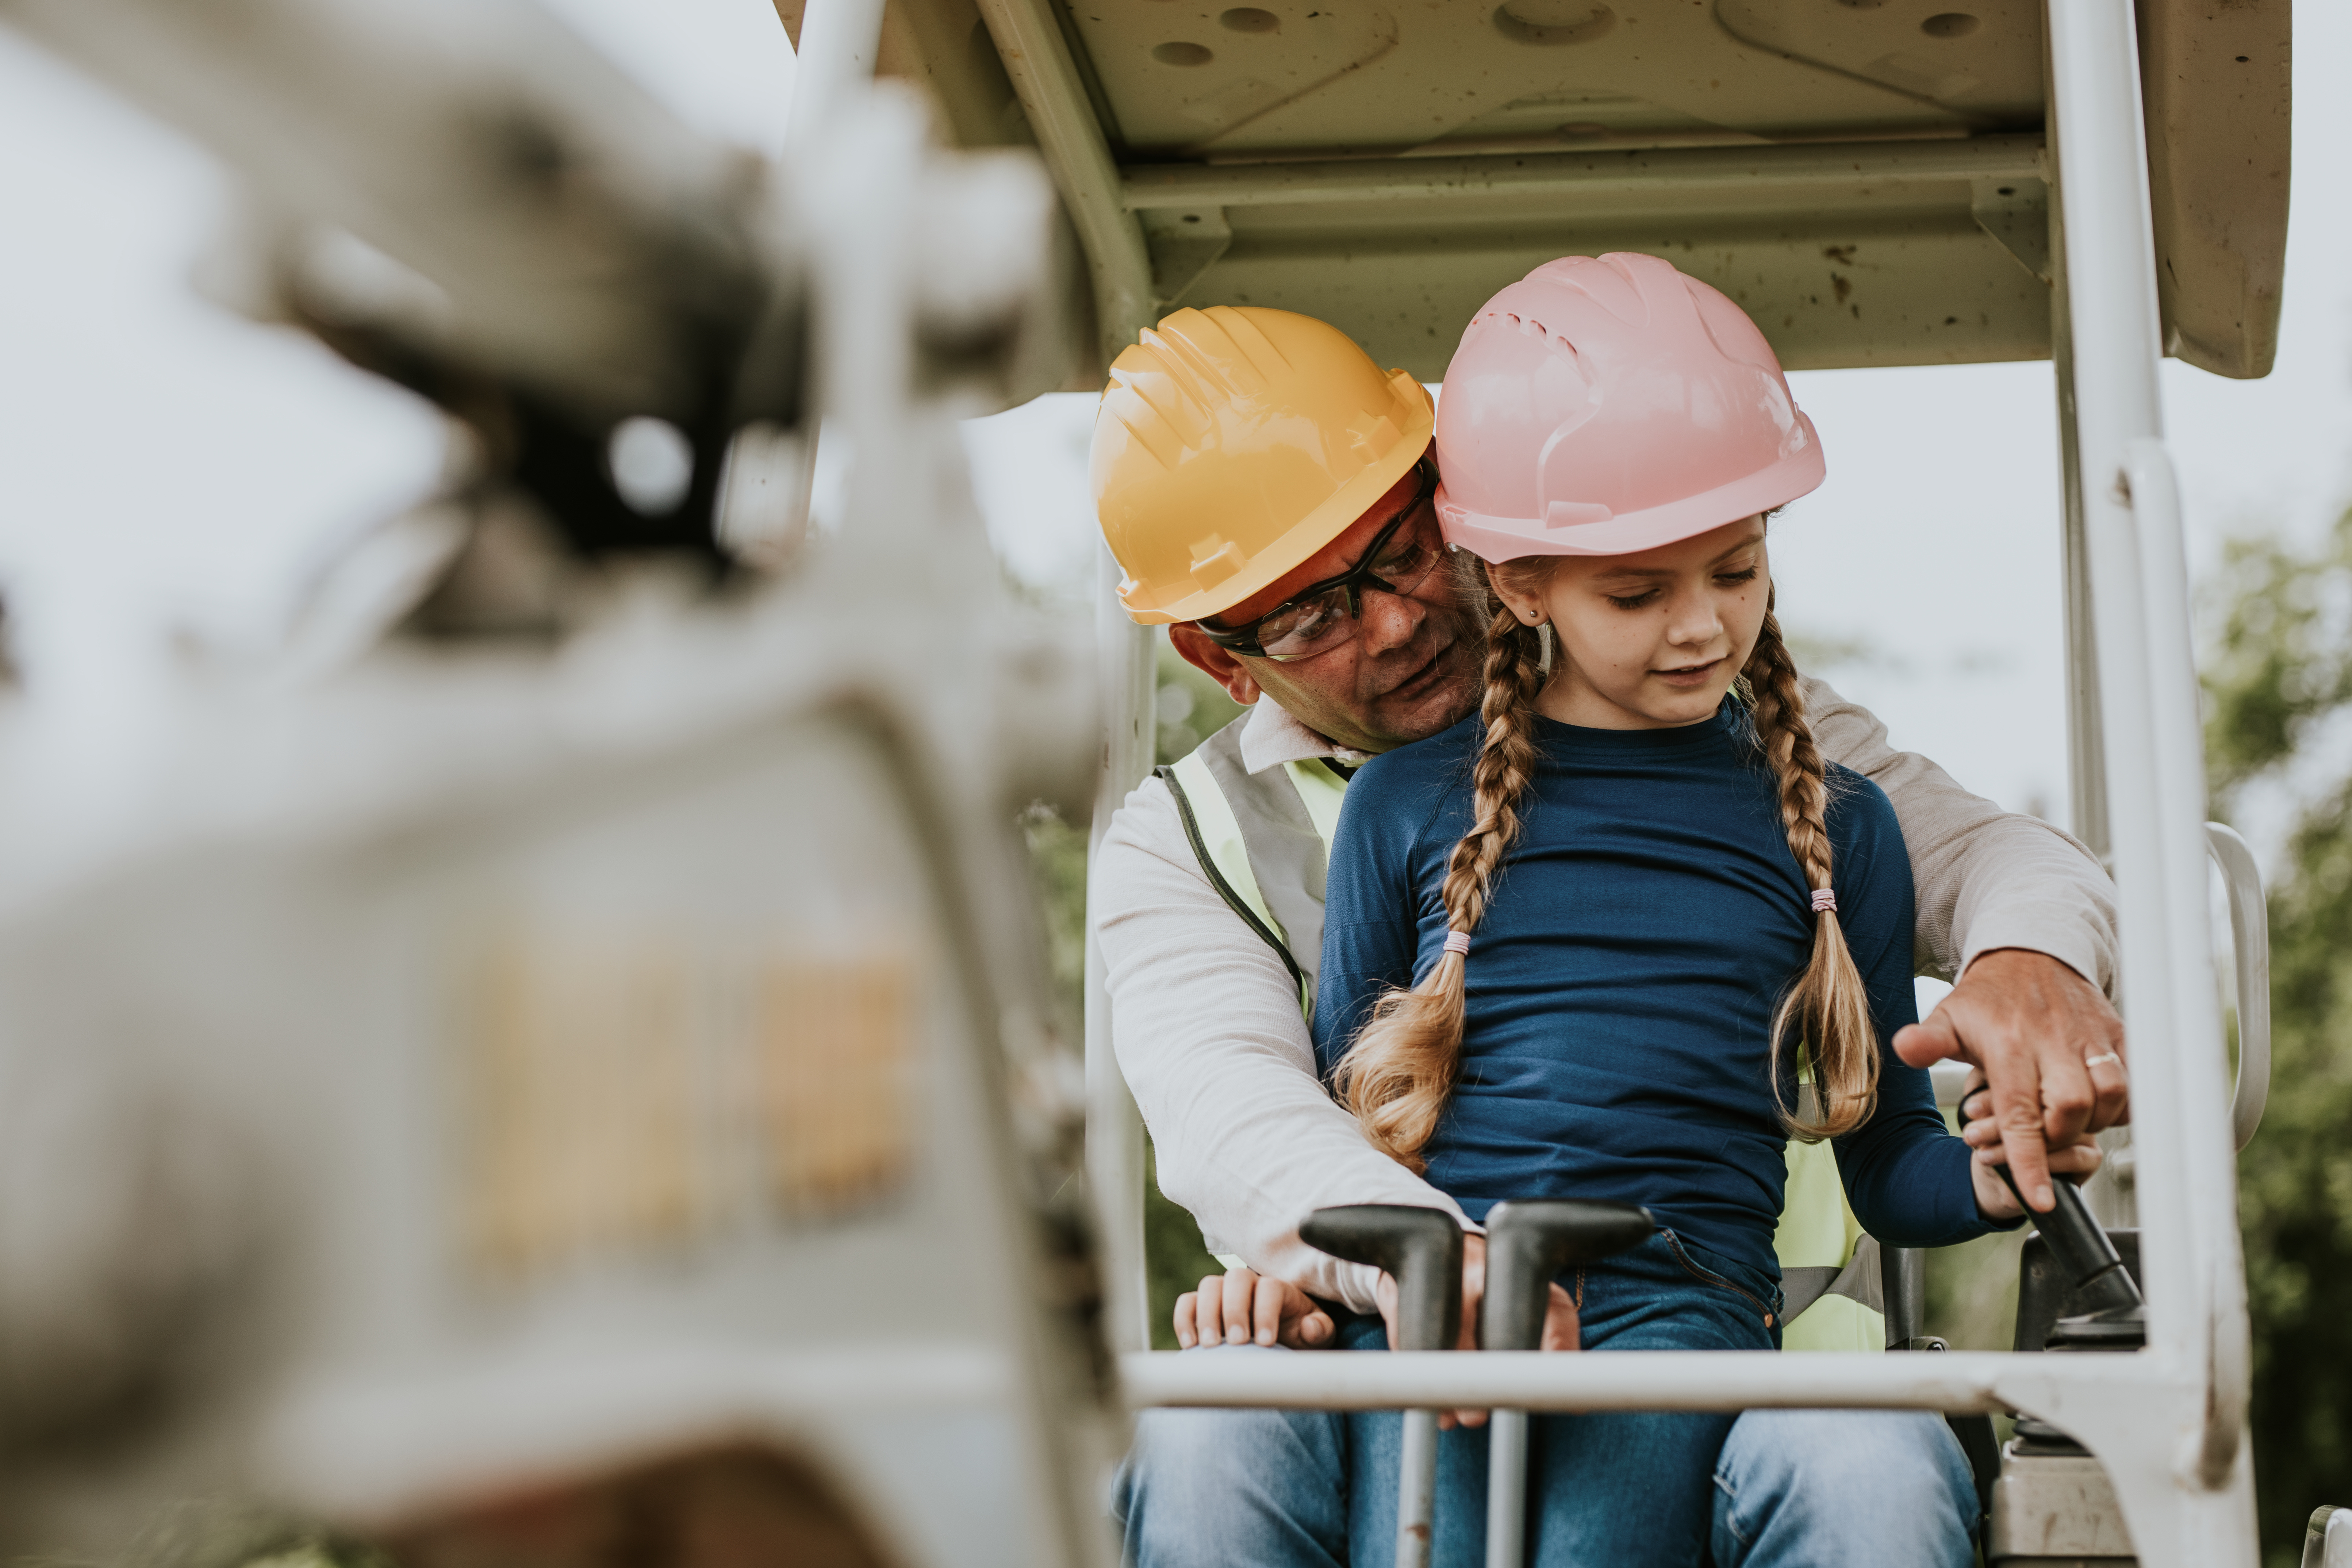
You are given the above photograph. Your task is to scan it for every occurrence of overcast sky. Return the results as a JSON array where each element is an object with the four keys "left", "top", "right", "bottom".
[{"left": 1, "top": 1, "right": 2346, "bottom": 846}]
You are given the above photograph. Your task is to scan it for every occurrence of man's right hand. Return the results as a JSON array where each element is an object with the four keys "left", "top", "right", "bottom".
[
  {"left": 1174, "top": 1267, "right": 1335, "bottom": 1350},
  {"left": 1892, "top": 948, "right": 2127, "bottom": 1212}
]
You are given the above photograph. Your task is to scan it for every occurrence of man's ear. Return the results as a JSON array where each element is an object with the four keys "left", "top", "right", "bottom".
[{"left": 1169, "top": 623, "right": 1262, "bottom": 706}]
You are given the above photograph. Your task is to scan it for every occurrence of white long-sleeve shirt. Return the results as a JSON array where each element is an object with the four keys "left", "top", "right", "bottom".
[{"left": 1093, "top": 678, "right": 2117, "bottom": 1314}]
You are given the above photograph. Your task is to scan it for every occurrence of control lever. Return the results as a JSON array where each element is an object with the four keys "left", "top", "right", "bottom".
[
  {"left": 1948, "top": 1092, "right": 2146, "bottom": 1466},
  {"left": 2007, "top": 1170, "right": 2143, "bottom": 1320},
  {"left": 1479, "top": 1200, "right": 1654, "bottom": 1568},
  {"left": 1957, "top": 1083, "right": 2141, "bottom": 1446},
  {"left": 1300, "top": 1205, "right": 1464, "bottom": 1568},
  {"left": 1954, "top": 1089, "right": 2142, "bottom": 1323}
]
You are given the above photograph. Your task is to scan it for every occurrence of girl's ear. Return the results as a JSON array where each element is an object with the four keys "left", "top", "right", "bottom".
[{"left": 1484, "top": 559, "right": 1554, "bottom": 628}]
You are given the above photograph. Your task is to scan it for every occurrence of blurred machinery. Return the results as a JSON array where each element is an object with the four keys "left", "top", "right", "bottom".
[{"left": 0, "top": 1, "right": 1115, "bottom": 1564}]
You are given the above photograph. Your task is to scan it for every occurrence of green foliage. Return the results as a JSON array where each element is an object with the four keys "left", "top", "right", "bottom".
[
  {"left": 2199, "top": 509, "right": 2352, "bottom": 1561},
  {"left": 2205, "top": 518, "right": 2352, "bottom": 807},
  {"left": 1145, "top": 1139, "right": 1222, "bottom": 1350},
  {"left": 1152, "top": 637, "right": 1250, "bottom": 763},
  {"left": 1020, "top": 804, "right": 1089, "bottom": 1011}
]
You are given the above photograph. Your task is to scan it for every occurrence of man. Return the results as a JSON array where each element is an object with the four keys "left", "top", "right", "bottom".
[{"left": 1091, "top": 304, "right": 2126, "bottom": 1565}]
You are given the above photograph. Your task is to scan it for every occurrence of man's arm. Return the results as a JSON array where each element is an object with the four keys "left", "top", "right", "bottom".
[
  {"left": 1094, "top": 776, "right": 1467, "bottom": 1314},
  {"left": 1805, "top": 676, "right": 2129, "bottom": 1212},
  {"left": 1805, "top": 676, "right": 2115, "bottom": 989}
]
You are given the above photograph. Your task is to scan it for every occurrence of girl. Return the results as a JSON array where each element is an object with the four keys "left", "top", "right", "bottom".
[{"left": 1311, "top": 253, "right": 2093, "bottom": 1565}]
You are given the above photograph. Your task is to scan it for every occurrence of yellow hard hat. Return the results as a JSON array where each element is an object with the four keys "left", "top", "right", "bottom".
[{"left": 1091, "top": 306, "right": 1435, "bottom": 626}]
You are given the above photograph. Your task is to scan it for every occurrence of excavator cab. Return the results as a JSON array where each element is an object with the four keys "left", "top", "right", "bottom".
[{"left": 768, "top": 0, "right": 2303, "bottom": 1562}]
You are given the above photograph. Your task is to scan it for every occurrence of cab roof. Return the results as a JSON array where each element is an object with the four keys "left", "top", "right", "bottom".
[{"left": 778, "top": 0, "right": 2287, "bottom": 382}]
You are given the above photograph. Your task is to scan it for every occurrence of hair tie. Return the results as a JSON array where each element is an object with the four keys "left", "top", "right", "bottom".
[
  {"left": 1809, "top": 887, "right": 1837, "bottom": 915},
  {"left": 1442, "top": 930, "right": 1472, "bottom": 958}
]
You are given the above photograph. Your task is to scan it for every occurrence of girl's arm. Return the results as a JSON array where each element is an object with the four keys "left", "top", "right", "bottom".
[{"left": 1827, "top": 776, "right": 2019, "bottom": 1248}]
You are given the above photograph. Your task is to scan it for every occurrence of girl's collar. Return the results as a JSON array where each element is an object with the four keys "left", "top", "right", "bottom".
[{"left": 1529, "top": 698, "right": 1740, "bottom": 752}]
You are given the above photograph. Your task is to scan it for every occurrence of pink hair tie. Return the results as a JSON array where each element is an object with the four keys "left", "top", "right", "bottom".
[
  {"left": 1442, "top": 931, "right": 1472, "bottom": 958},
  {"left": 1810, "top": 887, "right": 1838, "bottom": 914}
]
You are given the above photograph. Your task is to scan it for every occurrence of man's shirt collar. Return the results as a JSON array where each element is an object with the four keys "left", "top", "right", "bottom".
[{"left": 1238, "top": 699, "right": 1373, "bottom": 775}]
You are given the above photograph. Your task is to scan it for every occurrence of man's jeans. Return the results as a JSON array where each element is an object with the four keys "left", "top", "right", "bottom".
[{"left": 1114, "top": 1233, "right": 1976, "bottom": 1567}]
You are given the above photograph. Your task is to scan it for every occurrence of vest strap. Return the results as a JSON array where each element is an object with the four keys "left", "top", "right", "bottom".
[
  {"left": 1197, "top": 722, "right": 1330, "bottom": 997},
  {"left": 1156, "top": 762, "right": 1307, "bottom": 1001}
]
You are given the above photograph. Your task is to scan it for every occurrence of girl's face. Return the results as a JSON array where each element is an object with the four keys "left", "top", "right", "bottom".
[{"left": 1489, "top": 516, "right": 1770, "bottom": 730}]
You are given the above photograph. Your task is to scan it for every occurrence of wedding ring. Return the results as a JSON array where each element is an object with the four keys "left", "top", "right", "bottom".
[{"left": 2085, "top": 1051, "right": 2123, "bottom": 1069}]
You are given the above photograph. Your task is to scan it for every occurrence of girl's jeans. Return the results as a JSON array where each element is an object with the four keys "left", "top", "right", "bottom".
[{"left": 1114, "top": 1232, "right": 1976, "bottom": 1568}]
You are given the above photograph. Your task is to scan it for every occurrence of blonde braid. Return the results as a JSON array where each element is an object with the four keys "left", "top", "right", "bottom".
[
  {"left": 1333, "top": 556, "right": 1550, "bottom": 1171},
  {"left": 1744, "top": 597, "right": 1880, "bottom": 1139}
]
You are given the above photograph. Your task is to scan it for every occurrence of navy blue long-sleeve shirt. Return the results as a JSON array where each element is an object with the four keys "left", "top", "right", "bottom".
[{"left": 1312, "top": 701, "right": 1995, "bottom": 1279}]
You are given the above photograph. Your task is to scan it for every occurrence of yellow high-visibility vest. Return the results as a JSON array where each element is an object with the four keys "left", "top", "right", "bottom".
[{"left": 1159, "top": 715, "right": 1889, "bottom": 1352}]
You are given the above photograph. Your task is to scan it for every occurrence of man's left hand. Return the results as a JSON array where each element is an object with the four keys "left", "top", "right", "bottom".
[
  {"left": 1175, "top": 1266, "right": 1334, "bottom": 1350},
  {"left": 1892, "top": 948, "right": 2127, "bottom": 1214}
]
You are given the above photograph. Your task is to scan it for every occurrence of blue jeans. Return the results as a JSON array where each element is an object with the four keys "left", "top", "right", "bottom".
[{"left": 1114, "top": 1233, "right": 1976, "bottom": 1567}]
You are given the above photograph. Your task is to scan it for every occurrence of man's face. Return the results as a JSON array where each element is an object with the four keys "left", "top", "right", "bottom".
[{"left": 1167, "top": 461, "right": 1484, "bottom": 755}]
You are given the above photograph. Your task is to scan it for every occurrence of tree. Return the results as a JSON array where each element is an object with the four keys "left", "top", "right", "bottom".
[{"left": 2201, "top": 509, "right": 2352, "bottom": 1562}]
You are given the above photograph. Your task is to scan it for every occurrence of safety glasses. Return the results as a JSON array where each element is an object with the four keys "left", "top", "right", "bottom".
[{"left": 1193, "top": 462, "right": 1443, "bottom": 662}]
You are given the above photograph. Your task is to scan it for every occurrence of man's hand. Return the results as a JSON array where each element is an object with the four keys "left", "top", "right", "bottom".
[
  {"left": 1173, "top": 1267, "right": 1334, "bottom": 1350},
  {"left": 1371, "top": 1232, "right": 1578, "bottom": 1430},
  {"left": 1893, "top": 948, "right": 2128, "bottom": 1214}
]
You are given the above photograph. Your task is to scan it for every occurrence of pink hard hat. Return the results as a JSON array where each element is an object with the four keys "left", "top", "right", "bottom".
[{"left": 1434, "top": 252, "right": 1825, "bottom": 562}]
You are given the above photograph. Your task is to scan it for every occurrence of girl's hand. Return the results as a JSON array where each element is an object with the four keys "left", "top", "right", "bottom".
[
  {"left": 1962, "top": 1111, "right": 2104, "bottom": 1220},
  {"left": 1174, "top": 1266, "right": 1335, "bottom": 1350},
  {"left": 1372, "top": 1232, "right": 1581, "bottom": 1430}
]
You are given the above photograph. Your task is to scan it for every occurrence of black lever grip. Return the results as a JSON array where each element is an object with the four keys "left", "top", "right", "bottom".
[
  {"left": 1957, "top": 1080, "right": 2142, "bottom": 1316},
  {"left": 1995, "top": 1165, "right": 2142, "bottom": 1316},
  {"left": 1480, "top": 1199, "right": 1655, "bottom": 1352},
  {"left": 1300, "top": 1204, "right": 1465, "bottom": 1353}
]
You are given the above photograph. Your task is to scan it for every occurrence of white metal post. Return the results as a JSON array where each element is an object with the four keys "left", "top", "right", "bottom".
[
  {"left": 2046, "top": 0, "right": 2255, "bottom": 1553},
  {"left": 1483, "top": 1408, "right": 1530, "bottom": 1568},
  {"left": 1086, "top": 558, "right": 1157, "bottom": 1354},
  {"left": 2045, "top": 49, "right": 2136, "bottom": 1230},
  {"left": 1395, "top": 1409, "right": 1439, "bottom": 1568},
  {"left": 2045, "top": 0, "right": 2187, "bottom": 1353},
  {"left": 2124, "top": 436, "right": 2253, "bottom": 1491},
  {"left": 2046, "top": 185, "right": 2109, "bottom": 866}
]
